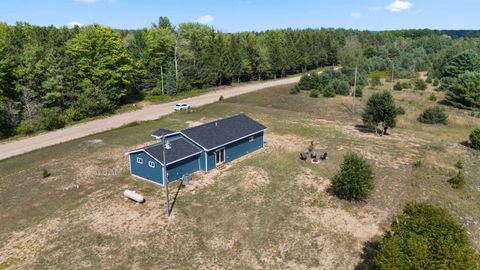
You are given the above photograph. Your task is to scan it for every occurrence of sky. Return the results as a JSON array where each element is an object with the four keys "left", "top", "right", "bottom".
[{"left": 0, "top": 0, "right": 478, "bottom": 32}]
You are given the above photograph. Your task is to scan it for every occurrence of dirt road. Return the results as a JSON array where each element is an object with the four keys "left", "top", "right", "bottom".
[{"left": 0, "top": 76, "right": 300, "bottom": 160}]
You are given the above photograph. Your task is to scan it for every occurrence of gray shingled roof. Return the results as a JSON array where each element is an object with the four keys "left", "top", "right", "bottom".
[
  {"left": 132, "top": 137, "right": 201, "bottom": 165},
  {"left": 151, "top": 128, "right": 176, "bottom": 138},
  {"left": 181, "top": 114, "right": 266, "bottom": 150}
]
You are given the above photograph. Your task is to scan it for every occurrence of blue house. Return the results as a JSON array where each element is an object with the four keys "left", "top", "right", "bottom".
[{"left": 126, "top": 114, "right": 266, "bottom": 186}]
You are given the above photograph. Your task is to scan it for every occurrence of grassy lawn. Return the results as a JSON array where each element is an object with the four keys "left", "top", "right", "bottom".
[{"left": 1, "top": 81, "right": 479, "bottom": 269}]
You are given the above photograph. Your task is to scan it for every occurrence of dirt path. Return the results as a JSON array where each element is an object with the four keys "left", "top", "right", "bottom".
[{"left": 0, "top": 76, "right": 300, "bottom": 160}]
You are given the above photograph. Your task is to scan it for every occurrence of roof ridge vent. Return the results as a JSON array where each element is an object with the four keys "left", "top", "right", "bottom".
[{"left": 215, "top": 122, "right": 218, "bottom": 127}]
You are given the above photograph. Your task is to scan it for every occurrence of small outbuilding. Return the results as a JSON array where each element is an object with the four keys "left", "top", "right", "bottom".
[{"left": 126, "top": 114, "right": 266, "bottom": 185}]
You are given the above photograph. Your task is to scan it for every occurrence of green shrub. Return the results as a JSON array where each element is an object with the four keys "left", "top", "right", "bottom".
[
  {"left": 426, "top": 76, "right": 433, "bottom": 84},
  {"left": 370, "top": 75, "right": 383, "bottom": 87},
  {"left": 219, "top": 95, "right": 224, "bottom": 101},
  {"left": 393, "top": 81, "right": 404, "bottom": 91},
  {"left": 470, "top": 127, "right": 480, "bottom": 150},
  {"left": 309, "top": 89, "right": 319, "bottom": 98},
  {"left": 331, "top": 152, "right": 375, "bottom": 201},
  {"left": 334, "top": 80, "right": 351, "bottom": 96},
  {"left": 308, "top": 141, "right": 315, "bottom": 152},
  {"left": 16, "top": 119, "right": 40, "bottom": 135},
  {"left": 454, "top": 159, "right": 465, "bottom": 169},
  {"left": 150, "top": 87, "right": 163, "bottom": 96},
  {"left": 417, "top": 106, "right": 448, "bottom": 125},
  {"left": 433, "top": 78, "right": 440, "bottom": 87},
  {"left": 413, "top": 78, "right": 428, "bottom": 90},
  {"left": 374, "top": 203, "right": 478, "bottom": 269},
  {"left": 449, "top": 170, "right": 466, "bottom": 189},
  {"left": 394, "top": 81, "right": 412, "bottom": 91},
  {"left": 323, "top": 85, "right": 336, "bottom": 98},
  {"left": 64, "top": 107, "right": 79, "bottom": 122},
  {"left": 402, "top": 81, "right": 412, "bottom": 89},
  {"left": 396, "top": 106, "right": 406, "bottom": 115},
  {"left": 290, "top": 84, "right": 300, "bottom": 95},
  {"left": 428, "top": 93, "right": 437, "bottom": 101},
  {"left": 40, "top": 107, "right": 66, "bottom": 131},
  {"left": 353, "top": 85, "right": 363, "bottom": 97},
  {"left": 298, "top": 72, "right": 321, "bottom": 90},
  {"left": 42, "top": 168, "right": 51, "bottom": 178},
  {"left": 413, "top": 159, "right": 424, "bottom": 168}
]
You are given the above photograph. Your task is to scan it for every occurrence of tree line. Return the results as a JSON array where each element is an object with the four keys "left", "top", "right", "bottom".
[{"left": 1, "top": 17, "right": 480, "bottom": 138}]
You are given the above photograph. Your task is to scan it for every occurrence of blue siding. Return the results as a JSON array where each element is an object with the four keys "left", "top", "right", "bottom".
[
  {"left": 199, "top": 152, "right": 207, "bottom": 172},
  {"left": 206, "top": 150, "right": 216, "bottom": 170},
  {"left": 225, "top": 131, "right": 263, "bottom": 163},
  {"left": 206, "top": 131, "right": 264, "bottom": 170},
  {"left": 129, "top": 131, "right": 265, "bottom": 183},
  {"left": 166, "top": 154, "right": 201, "bottom": 182},
  {"left": 129, "top": 152, "right": 164, "bottom": 185}
]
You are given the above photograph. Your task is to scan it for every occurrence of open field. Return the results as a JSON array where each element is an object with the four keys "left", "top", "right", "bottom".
[{"left": 1, "top": 81, "right": 480, "bottom": 269}]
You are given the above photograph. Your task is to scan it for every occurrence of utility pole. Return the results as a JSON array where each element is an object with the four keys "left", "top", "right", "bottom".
[
  {"left": 160, "top": 65, "right": 164, "bottom": 95},
  {"left": 162, "top": 132, "right": 170, "bottom": 217},
  {"left": 173, "top": 39, "right": 179, "bottom": 90},
  {"left": 391, "top": 62, "right": 395, "bottom": 91},
  {"left": 352, "top": 64, "right": 358, "bottom": 113}
]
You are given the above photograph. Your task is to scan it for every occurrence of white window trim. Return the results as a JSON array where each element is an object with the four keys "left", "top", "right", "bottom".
[
  {"left": 215, "top": 147, "right": 226, "bottom": 165},
  {"left": 249, "top": 136, "right": 254, "bottom": 142},
  {"left": 136, "top": 157, "right": 143, "bottom": 164}
]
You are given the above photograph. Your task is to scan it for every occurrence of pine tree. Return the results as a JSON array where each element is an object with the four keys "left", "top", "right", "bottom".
[
  {"left": 164, "top": 68, "right": 177, "bottom": 96},
  {"left": 331, "top": 152, "right": 375, "bottom": 201}
]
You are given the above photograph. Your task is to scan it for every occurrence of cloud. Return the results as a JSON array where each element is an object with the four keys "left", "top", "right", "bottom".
[
  {"left": 196, "top": 14, "right": 214, "bottom": 24},
  {"left": 368, "top": 6, "right": 382, "bottom": 12},
  {"left": 73, "top": 0, "right": 99, "bottom": 3},
  {"left": 67, "top": 21, "right": 84, "bottom": 28},
  {"left": 386, "top": 0, "right": 414, "bottom": 12},
  {"left": 351, "top": 12, "right": 361, "bottom": 18}
]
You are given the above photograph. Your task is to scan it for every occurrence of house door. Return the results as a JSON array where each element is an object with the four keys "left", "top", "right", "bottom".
[{"left": 215, "top": 148, "right": 225, "bottom": 165}]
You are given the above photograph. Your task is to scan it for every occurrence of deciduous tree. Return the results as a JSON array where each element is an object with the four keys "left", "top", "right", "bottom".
[{"left": 362, "top": 91, "right": 398, "bottom": 134}]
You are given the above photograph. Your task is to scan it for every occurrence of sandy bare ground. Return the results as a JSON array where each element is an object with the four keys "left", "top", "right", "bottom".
[{"left": 0, "top": 76, "right": 301, "bottom": 160}]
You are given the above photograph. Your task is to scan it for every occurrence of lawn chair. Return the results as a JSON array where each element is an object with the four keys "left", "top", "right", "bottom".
[
  {"left": 320, "top": 152, "right": 328, "bottom": 160},
  {"left": 311, "top": 151, "right": 319, "bottom": 163},
  {"left": 299, "top": 152, "right": 308, "bottom": 161}
]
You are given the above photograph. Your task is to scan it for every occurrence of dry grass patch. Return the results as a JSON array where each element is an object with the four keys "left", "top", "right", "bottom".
[
  {"left": 264, "top": 132, "right": 306, "bottom": 153},
  {"left": 242, "top": 166, "right": 270, "bottom": 191}
]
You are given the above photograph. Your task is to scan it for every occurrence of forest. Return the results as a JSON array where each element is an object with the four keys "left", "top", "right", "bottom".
[{"left": 1, "top": 16, "right": 480, "bottom": 138}]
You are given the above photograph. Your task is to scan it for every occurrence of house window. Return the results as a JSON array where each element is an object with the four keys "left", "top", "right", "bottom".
[
  {"left": 148, "top": 161, "right": 155, "bottom": 168},
  {"left": 136, "top": 157, "right": 143, "bottom": 164},
  {"left": 249, "top": 136, "right": 254, "bottom": 142}
]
